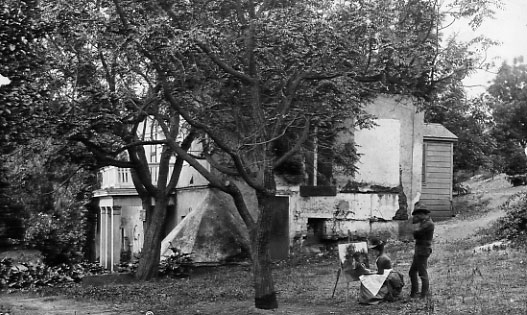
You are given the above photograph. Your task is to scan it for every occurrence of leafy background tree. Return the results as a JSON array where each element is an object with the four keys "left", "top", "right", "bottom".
[
  {"left": 0, "top": 0, "right": 48, "bottom": 148},
  {"left": 487, "top": 58, "right": 527, "bottom": 184},
  {"left": 0, "top": 0, "right": 49, "bottom": 247},
  {"left": 426, "top": 88, "right": 496, "bottom": 176},
  {"left": 5, "top": 139, "right": 98, "bottom": 265}
]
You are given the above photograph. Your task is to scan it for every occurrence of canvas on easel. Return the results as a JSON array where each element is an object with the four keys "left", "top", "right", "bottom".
[{"left": 338, "top": 242, "right": 370, "bottom": 282}]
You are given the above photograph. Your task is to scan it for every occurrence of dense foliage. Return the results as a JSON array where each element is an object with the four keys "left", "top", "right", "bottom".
[
  {"left": 428, "top": 58, "right": 527, "bottom": 181},
  {"left": 0, "top": 259, "right": 104, "bottom": 291},
  {"left": 0, "top": 164, "right": 25, "bottom": 247},
  {"left": 495, "top": 192, "right": 527, "bottom": 246},
  {"left": 426, "top": 90, "right": 495, "bottom": 174},
  {"left": 0, "top": 249, "right": 191, "bottom": 291},
  {"left": 4, "top": 139, "right": 97, "bottom": 265},
  {"left": 0, "top": 0, "right": 48, "bottom": 148},
  {"left": 486, "top": 59, "right": 527, "bottom": 182},
  {"left": 0, "top": 0, "right": 49, "bottom": 248}
]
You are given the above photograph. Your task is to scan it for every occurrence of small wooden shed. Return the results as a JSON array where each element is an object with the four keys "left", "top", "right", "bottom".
[{"left": 421, "top": 123, "right": 458, "bottom": 220}]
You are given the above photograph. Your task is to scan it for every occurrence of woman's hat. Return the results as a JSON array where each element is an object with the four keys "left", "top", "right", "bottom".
[
  {"left": 412, "top": 202, "right": 430, "bottom": 215},
  {"left": 368, "top": 238, "right": 384, "bottom": 250}
]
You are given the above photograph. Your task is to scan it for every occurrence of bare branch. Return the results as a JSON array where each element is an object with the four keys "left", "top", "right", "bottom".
[
  {"left": 112, "top": 0, "right": 131, "bottom": 31},
  {"left": 273, "top": 118, "right": 311, "bottom": 168},
  {"left": 195, "top": 41, "right": 256, "bottom": 84},
  {"left": 114, "top": 140, "right": 168, "bottom": 154},
  {"left": 128, "top": 145, "right": 158, "bottom": 195},
  {"left": 167, "top": 126, "right": 197, "bottom": 191},
  {"left": 153, "top": 113, "right": 228, "bottom": 189},
  {"left": 142, "top": 50, "right": 266, "bottom": 191},
  {"left": 74, "top": 137, "right": 134, "bottom": 168},
  {"left": 202, "top": 151, "right": 241, "bottom": 176}
]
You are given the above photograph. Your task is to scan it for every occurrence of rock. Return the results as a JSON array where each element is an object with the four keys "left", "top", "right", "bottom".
[
  {"left": 10, "top": 263, "right": 28, "bottom": 272},
  {"left": 473, "top": 240, "right": 509, "bottom": 253}
]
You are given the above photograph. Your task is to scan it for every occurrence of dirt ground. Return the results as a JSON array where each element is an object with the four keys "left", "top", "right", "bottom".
[
  {"left": 1, "top": 175, "right": 525, "bottom": 315},
  {"left": 0, "top": 295, "right": 137, "bottom": 315}
]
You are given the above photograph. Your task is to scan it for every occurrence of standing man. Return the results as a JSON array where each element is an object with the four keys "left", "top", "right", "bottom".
[{"left": 409, "top": 202, "right": 434, "bottom": 298}]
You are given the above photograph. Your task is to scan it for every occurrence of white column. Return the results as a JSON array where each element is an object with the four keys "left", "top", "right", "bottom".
[
  {"left": 110, "top": 206, "right": 122, "bottom": 272},
  {"left": 101, "top": 207, "right": 109, "bottom": 269},
  {"left": 99, "top": 207, "right": 105, "bottom": 267},
  {"left": 110, "top": 206, "right": 114, "bottom": 272}
]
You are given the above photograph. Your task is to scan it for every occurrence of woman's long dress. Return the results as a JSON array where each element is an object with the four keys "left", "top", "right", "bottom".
[{"left": 358, "top": 255, "right": 404, "bottom": 304}]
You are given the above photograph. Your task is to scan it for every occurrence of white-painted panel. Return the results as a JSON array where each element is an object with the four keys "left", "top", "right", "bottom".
[{"left": 354, "top": 119, "right": 400, "bottom": 187}]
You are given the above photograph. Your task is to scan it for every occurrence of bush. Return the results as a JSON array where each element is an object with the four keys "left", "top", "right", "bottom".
[
  {"left": 159, "top": 248, "right": 192, "bottom": 278},
  {"left": 0, "top": 259, "right": 104, "bottom": 291},
  {"left": 495, "top": 192, "right": 527, "bottom": 246},
  {"left": 507, "top": 174, "right": 527, "bottom": 187},
  {"left": 453, "top": 182, "right": 471, "bottom": 196},
  {"left": 25, "top": 210, "right": 87, "bottom": 266},
  {"left": 116, "top": 248, "right": 192, "bottom": 277}
]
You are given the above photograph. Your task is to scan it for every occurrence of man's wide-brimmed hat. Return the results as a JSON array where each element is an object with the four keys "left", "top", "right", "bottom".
[
  {"left": 412, "top": 202, "right": 431, "bottom": 215},
  {"left": 368, "top": 238, "right": 385, "bottom": 250}
]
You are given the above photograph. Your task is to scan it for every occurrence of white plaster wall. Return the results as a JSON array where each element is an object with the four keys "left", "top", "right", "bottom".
[{"left": 354, "top": 119, "right": 400, "bottom": 187}]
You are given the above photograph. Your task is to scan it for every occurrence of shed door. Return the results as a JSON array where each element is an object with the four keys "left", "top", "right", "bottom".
[
  {"left": 421, "top": 141, "right": 454, "bottom": 219},
  {"left": 268, "top": 196, "right": 289, "bottom": 261}
]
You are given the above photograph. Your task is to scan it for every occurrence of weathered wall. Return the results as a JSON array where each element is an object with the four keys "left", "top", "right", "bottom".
[
  {"left": 295, "top": 193, "right": 399, "bottom": 220},
  {"left": 287, "top": 95, "right": 424, "bottom": 242},
  {"left": 289, "top": 192, "right": 399, "bottom": 239}
]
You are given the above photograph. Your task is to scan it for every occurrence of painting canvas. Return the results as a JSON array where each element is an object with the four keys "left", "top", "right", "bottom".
[{"left": 338, "top": 242, "right": 370, "bottom": 282}]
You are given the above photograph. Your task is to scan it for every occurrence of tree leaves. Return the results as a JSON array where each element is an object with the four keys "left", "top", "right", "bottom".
[{"left": 0, "top": 0, "right": 49, "bottom": 150}]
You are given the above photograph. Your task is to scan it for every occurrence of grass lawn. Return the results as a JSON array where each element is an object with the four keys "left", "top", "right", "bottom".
[{"left": 24, "top": 237, "right": 525, "bottom": 315}]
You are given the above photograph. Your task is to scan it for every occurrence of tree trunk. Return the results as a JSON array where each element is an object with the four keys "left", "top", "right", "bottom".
[
  {"left": 252, "top": 159, "right": 278, "bottom": 309},
  {"left": 253, "top": 191, "right": 278, "bottom": 309},
  {"left": 135, "top": 192, "right": 168, "bottom": 280},
  {"left": 84, "top": 199, "right": 98, "bottom": 262}
]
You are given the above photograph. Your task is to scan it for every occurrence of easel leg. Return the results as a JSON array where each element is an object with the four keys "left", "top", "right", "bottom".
[{"left": 331, "top": 268, "right": 341, "bottom": 298}]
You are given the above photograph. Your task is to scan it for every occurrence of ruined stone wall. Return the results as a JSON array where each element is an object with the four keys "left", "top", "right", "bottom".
[{"left": 286, "top": 95, "right": 424, "bottom": 242}]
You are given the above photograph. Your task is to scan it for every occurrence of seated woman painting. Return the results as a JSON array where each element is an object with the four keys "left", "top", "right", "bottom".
[{"left": 358, "top": 239, "right": 404, "bottom": 305}]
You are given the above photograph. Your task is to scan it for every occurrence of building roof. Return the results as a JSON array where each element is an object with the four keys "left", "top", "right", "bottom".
[{"left": 423, "top": 123, "right": 458, "bottom": 142}]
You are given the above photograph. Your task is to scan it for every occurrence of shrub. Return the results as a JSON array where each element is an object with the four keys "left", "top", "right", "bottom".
[
  {"left": 495, "top": 192, "right": 527, "bottom": 246},
  {"left": 24, "top": 209, "right": 87, "bottom": 266},
  {"left": 507, "top": 174, "right": 527, "bottom": 187},
  {"left": 116, "top": 248, "right": 192, "bottom": 277},
  {"left": 453, "top": 182, "right": 471, "bottom": 196},
  {"left": 0, "top": 259, "right": 104, "bottom": 291},
  {"left": 159, "top": 248, "right": 192, "bottom": 278}
]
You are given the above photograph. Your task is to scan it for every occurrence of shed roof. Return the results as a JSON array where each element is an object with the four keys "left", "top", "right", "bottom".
[{"left": 423, "top": 123, "right": 458, "bottom": 142}]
